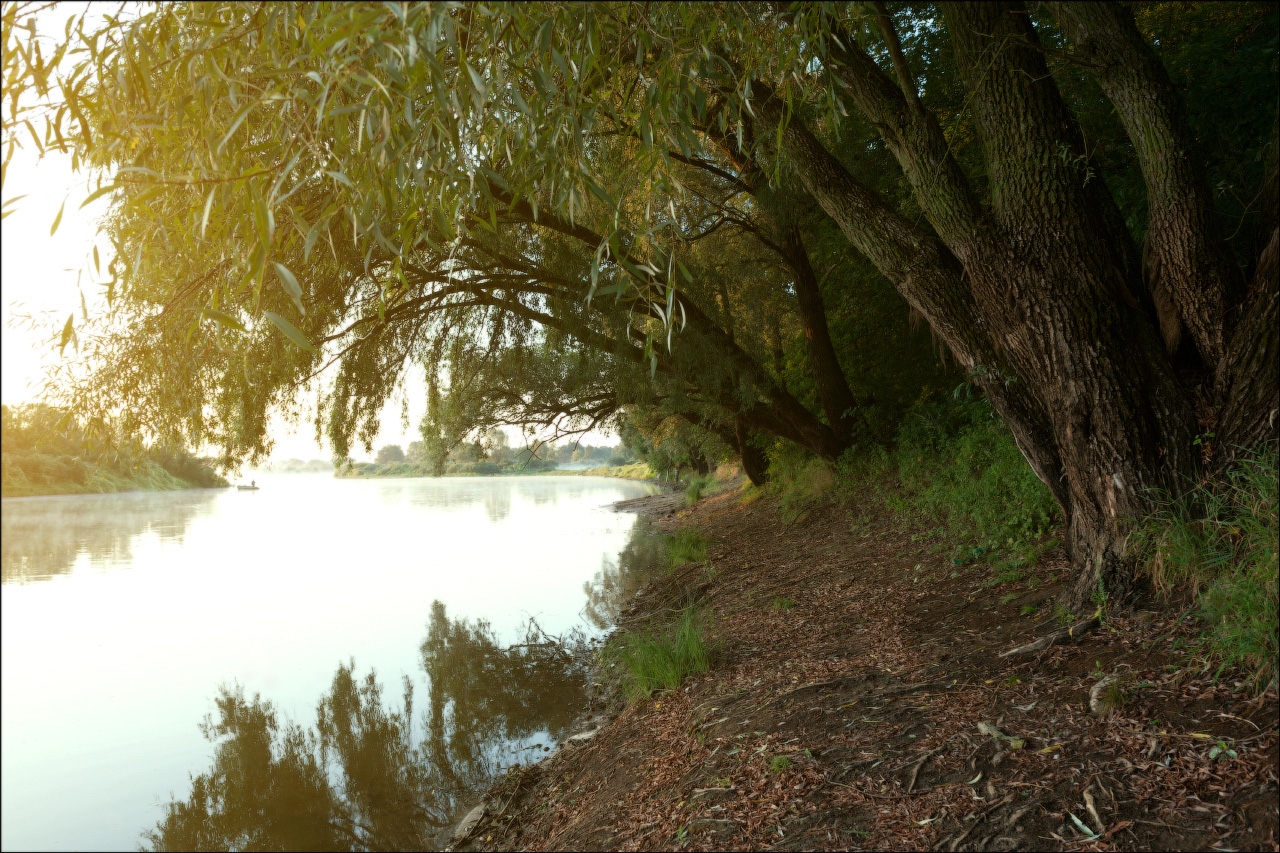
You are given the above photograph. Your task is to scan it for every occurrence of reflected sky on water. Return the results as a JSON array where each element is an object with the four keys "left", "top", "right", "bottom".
[{"left": 0, "top": 474, "right": 661, "bottom": 852}]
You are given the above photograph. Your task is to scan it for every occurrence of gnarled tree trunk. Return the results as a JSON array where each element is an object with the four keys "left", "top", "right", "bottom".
[{"left": 768, "top": 1, "right": 1277, "bottom": 611}]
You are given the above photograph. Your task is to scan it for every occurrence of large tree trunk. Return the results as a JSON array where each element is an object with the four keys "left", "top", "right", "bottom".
[
  {"left": 780, "top": 223, "right": 861, "bottom": 447},
  {"left": 772, "top": 2, "right": 1226, "bottom": 611},
  {"left": 942, "top": 2, "right": 1198, "bottom": 608},
  {"left": 1047, "top": 1, "right": 1242, "bottom": 369},
  {"left": 736, "top": 416, "right": 770, "bottom": 486},
  {"left": 1217, "top": 228, "right": 1280, "bottom": 459}
]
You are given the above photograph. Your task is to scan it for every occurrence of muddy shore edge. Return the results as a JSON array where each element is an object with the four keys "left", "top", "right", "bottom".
[{"left": 450, "top": 483, "right": 1278, "bottom": 851}]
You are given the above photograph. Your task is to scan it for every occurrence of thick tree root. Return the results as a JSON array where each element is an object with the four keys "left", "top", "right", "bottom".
[{"left": 998, "top": 617, "right": 1100, "bottom": 658}]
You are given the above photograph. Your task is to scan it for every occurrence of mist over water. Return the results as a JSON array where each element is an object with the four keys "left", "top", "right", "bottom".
[{"left": 0, "top": 474, "right": 661, "bottom": 851}]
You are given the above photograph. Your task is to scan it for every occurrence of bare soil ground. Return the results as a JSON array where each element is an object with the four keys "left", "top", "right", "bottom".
[{"left": 458, "top": 484, "right": 1279, "bottom": 852}]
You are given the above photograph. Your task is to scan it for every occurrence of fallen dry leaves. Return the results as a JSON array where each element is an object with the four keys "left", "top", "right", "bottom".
[{"left": 460, "top": 486, "right": 1279, "bottom": 852}]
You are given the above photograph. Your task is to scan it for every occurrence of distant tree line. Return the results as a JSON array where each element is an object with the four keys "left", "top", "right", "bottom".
[{"left": 344, "top": 430, "right": 637, "bottom": 478}]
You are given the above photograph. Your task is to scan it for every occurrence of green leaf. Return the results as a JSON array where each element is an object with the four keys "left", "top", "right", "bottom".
[
  {"left": 198, "top": 307, "right": 246, "bottom": 332},
  {"left": 200, "top": 188, "right": 216, "bottom": 238},
  {"left": 464, "top": 61, "right": 487, "bottom": 98},
  {"left": 263, "top": 311, "right": 317, "bottom": 353},
  {"left": 273, "top": 262, "right": 304, "bottom": 313},
  {"left": 58, "top": 313, "right": 75, "bottom": 353},
  {"left": 50, "top": 197, "right": 65, "bottom": 235},
  {"left": 325, "top": 170, "right": 355, "bottom": 188},
  {"left": 304, "top": 219, "right": 323, "bottom": 261},
  {"left": 217, "top": 103, "right": 255, "bottom": 156},
  {"left": 79, "top": 183, "right": 117, "bottom": 209}
]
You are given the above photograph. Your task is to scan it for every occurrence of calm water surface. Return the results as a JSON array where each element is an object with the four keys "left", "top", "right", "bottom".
[{"left": 0, "top": 474, "right": 661, "bottom": 851}]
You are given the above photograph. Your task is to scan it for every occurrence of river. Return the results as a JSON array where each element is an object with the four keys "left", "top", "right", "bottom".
[{"left": 0, "top": 473, "right": 662, "bottom": 851}]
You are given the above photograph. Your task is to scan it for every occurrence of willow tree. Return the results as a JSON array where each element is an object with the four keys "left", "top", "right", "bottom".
[{"left": 3, "top": 1, "right": 1275, "bottom": 608}]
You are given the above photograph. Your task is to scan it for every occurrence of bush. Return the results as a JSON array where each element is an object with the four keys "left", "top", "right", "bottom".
[
  {"left": 887, "top": 397, "right": 1060, "bottom": 565},
  {"left": 666, "top": 528, "right": 707, "bottom": 567},
  {"left": 604, "top": 606, "right": 711, "bottom": 701},
  {"left": 1130, "top": 448, "right": 1278, "bottom": 691},
  {"left": 686, "top": 473, "right": 716, "bottom": 505}
]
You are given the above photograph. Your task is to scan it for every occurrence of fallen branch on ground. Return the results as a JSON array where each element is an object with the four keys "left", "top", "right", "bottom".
[{"left": 998, "top": 617, "right": 1099, "bottom": 658}]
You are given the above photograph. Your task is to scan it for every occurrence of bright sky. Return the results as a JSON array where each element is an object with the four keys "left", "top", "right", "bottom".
[{"left": 0, "top": 5, "right": 614, "bottom": 461}]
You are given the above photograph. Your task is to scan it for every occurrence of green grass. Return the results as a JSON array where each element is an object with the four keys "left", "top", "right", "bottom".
[
  {"left": 1130, "top": 448, "right": 1278, "bottom": 691},
  {"left": 883, "top": 398, "right": 1060, "bottom": 570},
  {"left": 772, "top": 596, "right": 797, "bottom": 612},
  {"left": 604, "top": 606, "right": 711, "bottom": 701},
  {"left": 685, "top": 473, "right": 719, "bottom": 505},
  {"left": 1, "top": 453, "right": 208, "bottom": 497},
  {"left": 666, "top": 528, "right": 707, "bottom": 567}
]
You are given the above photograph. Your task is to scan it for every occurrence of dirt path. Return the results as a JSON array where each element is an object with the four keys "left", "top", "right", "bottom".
[{"left": 458, "top": 486, "right": 1278, "bottom": 851}]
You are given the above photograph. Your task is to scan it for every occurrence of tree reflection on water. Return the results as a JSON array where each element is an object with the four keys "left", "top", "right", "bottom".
[
  {"left": 146, "top": 602, "right": 590, "bottom": 851},
  {"left": 581, "top": 523, "right": 668, "bottom": 630}
]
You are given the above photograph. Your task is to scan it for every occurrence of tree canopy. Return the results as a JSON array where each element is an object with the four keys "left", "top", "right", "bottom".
[{"left": 3, "top": 1, "right": 1276, "bottom": 607}]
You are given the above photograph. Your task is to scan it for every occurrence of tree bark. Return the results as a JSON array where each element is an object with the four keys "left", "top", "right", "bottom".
[
  {"left": 1217, "top": 227, "right": 1280, "bottom": 459},
  {"left": 780, "top": 223, "right": 861, "bottom": 447},
  {"left": 774, "top": 3, "right": 1212, "bottom": 610},
  {"left": 736, "top": 416, "right": 770, "bottom": 486},
  {"left": 944, "top": 2, "right": 1198, "bottom": 607},
  {"left": 1047, "top": 1, "right": 1241, "bottom": 370}
]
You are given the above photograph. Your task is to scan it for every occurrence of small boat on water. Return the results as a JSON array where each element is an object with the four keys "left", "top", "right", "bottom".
[{"left": 237, "top": 481, "right": 260, "bottom": 491}]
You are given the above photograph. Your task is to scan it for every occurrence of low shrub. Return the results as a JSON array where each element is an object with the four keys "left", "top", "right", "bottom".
[
  {"left": 1130, "top": 448, "right": 1278, "bottom": 691},
  {"left": 685, "top": 473, "right": 721, "bottom": 505},
  {"left": 604, "top": 606, "right": 711, "bottom": 701},
  {"left": 887, "top": 396, "right": 1060, "bottom": 568},
  {"left": 666, "top": 528, "right": 707, "bottom": 567}
]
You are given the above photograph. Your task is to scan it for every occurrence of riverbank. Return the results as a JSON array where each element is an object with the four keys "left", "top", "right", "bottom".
[
  {"left": 455, "top": 482, "right": 1278, "bottom": 851},
  {"left": 1, "top": 454, "right": 228, "bottom": 498}
]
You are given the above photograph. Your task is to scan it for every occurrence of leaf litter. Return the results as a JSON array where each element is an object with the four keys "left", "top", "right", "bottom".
[{"left": 457, "top": 481, "right": 1278, "bottom": 852}]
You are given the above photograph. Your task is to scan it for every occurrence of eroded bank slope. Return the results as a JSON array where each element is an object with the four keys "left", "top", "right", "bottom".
[{"left": 457, "top": 486, "right": 1278, "bottom": 852}]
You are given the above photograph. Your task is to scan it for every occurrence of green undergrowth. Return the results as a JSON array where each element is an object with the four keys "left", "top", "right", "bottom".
[
  {"left": 766, "top": 395, "right": 1060, "bottom": 576},
  {"left": 1130, "top": 448, "right": 1278, "bottom": 691},
  {"left": 684, "top": 472, "right": 726, "bottom": 505},
  {"left": 2, "top": 405, "right": 228, "bottom": 497},
  {"left": 602, "top": 605, "right": 711, "bottom": 702},
  {"left": 666, "top": 528, "right": 707, "bottom": 568},
  {"left": 2, "top": 454, "right": 198, "bottom": 497}
]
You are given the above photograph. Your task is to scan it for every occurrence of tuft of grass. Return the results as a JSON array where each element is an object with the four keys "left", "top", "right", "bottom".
[
  {"left": 685, "top": 473, "right": 719, "bottom": 505},
  {"left": 772, "top": 596, "right": 797, "bottom": 612},
  {"left": 774, "top": 458, "right": 836, "bottom": 521},
  {"left": 1019, "top": 604, "right": 1038, "bottom": 616},
  {"left": 767, "top": 755, "right": 791, "bottom": 773},
  {"left": 1130, "top": 448, "right": 1278, "bottom": 692},
  {"left": 666, "top": 528, "right": 707, "bottom": 567},
  {"left": 999, "top": 593, "right": 1019, "bottom": 605},
  {"left": 604, "top": 606, "right": 711, "bottom": 701}
]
